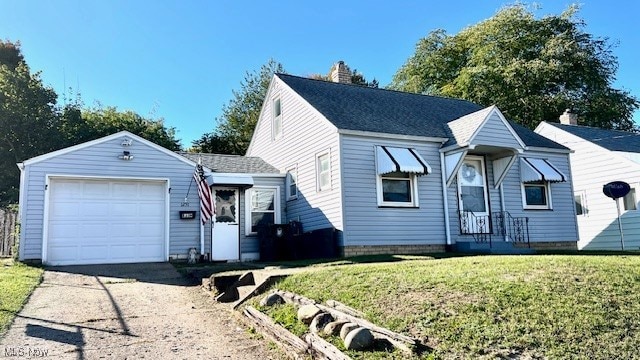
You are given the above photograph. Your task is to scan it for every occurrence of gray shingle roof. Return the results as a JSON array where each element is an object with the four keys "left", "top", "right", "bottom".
[
  {"left": 546, "top": 122, "right": 640, "bottom": 153},
  {"left": 178, "top": 152, "right": 280, "bottom": 173},
  {"left": 277, "top": 74, "right": 566, "bottom": 150}
]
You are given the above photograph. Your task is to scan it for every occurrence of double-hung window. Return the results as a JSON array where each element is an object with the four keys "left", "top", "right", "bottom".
[
  {"left": 246, "top": 187, "right": 280, "bottom": 235},
  {"left": 374, "top": 146, "right": 430, "bottom": 207},
  {"left": 522, "top": 182, "right": 551, "bottom": 209},
  {"left": 622, "top": 188, "right": 637, "bottom": 211},
  {"left": 574, "top": 191, "right": 587, "bottom": 216},
  {"left": 520, "top": 157, "right": 566, "bottom": 210},
  {"left": 317, "top": 153, "right": 331, "bottom": 191},
  {"left": 286, "top": 166, "right": 298, "bottom": 200},
  {"left": 378, "top": 172, "right": 418, "bottom": 207},
  {"left": 272, "top": 98, "right": 282, "bottom": 140}
]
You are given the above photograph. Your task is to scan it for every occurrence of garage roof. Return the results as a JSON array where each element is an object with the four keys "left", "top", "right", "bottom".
[{"left": 178, "top": 152, "right": 280, "bottom": 174}]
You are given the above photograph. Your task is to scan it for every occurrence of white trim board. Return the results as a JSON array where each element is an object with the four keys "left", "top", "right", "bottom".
[{"left": 23, "top": 131, "right": 196, "bottom": 168}]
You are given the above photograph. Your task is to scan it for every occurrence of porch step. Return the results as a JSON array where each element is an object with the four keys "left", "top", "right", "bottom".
[
  {"left": 454, "top": 241, "right": 536, "bottom": 255},
  {"left": 214, "top": 271, "right": 288, "bottom": 309}
]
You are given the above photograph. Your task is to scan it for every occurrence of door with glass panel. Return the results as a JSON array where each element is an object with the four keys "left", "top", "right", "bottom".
[
  {"left": 457, "top": 156, "right": 490, "bottom": 233},
  {"left": 212, "top": 187, "right": 239, "bottom": 261}
]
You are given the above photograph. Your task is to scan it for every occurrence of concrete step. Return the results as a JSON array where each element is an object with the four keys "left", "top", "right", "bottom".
[{"left": 231, "top": 274, "right": 288, "bottom": 310}]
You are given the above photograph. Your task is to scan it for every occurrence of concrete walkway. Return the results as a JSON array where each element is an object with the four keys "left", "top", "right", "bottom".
[{"left": 1, "top": 263, "right": 279, "bottom": 359}]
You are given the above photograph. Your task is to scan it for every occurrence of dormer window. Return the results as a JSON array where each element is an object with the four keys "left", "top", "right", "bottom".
[{"left": 272, "top": 98, "right": 282, "bottom": 140}]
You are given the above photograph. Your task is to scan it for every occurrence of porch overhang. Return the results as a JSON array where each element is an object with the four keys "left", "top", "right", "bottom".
[
  {"left": 205, "top": 173, "right": 255, "bottom": 187},
  {"left": 520, "top": 157, "right": 566, "bottom": 183},
  {"left": 375, "top": 146, "right": 432, "bottom": 175}
]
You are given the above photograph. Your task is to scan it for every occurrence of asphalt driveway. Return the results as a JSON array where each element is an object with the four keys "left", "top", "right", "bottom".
[{"left": 1, "top": 263, "right": 278, "bottom": 359}]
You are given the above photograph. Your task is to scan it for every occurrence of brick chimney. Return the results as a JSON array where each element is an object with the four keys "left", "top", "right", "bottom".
[
  {"left": 330, "top": 61, "right": 351, "bottom": 84},
  {"left": 559, "top": 109, "right": 578, "bottom": 125}
]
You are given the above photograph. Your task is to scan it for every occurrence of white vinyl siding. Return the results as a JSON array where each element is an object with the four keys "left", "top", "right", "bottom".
[
  {"left": 536, "top": 122, "right": 640, "bottom": 250},
  {"left": 246, "top": 77, "right": 342, "bottom": 237}
]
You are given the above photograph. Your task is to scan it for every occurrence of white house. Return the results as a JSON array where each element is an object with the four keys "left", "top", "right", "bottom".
[{"left": 536, "top": 112, "right": 640, "bottom": 250}]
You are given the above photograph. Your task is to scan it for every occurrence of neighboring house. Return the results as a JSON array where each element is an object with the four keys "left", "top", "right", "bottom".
[
  {"left": 17, "top": 131, "right": 283, "bottom": 265},
  {"left": 246, "top": 62, "right": 579, "bottom": 256},
  {"left": 536, "top": 112, "right": 640, "bottom": 250}
]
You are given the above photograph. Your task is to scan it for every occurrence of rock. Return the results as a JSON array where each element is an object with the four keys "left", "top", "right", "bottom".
[
  {"left": 309, "top": 312, "right": 334, "bottom": 333},
  {"left": 297, "top": 304, "right": 322, "bottom": 324},
  {"left": 259, "top": 293, "right": 284, "bottom": 307},
  {"left": 323, "top": 320, "right": 348, "bottom": 336},
  {"left": 344, "top": 327, "right": 374, "bottom": 351},
  {"left": 339, "top": 322, "right": 360, "bottom": 341}
]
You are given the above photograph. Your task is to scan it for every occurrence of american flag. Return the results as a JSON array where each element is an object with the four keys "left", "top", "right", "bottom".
[{"left": 194, "top": 163, "right": 214, "bottom": 224}]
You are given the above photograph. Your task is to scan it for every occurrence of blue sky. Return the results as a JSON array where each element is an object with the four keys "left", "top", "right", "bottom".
[{"left": 1, "top": 1, "right": 638, "bottom": 148}]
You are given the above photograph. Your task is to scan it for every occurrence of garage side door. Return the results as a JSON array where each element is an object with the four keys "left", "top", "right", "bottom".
[{"left": 47, "top": 178, "right": 167, "bottom": 265}]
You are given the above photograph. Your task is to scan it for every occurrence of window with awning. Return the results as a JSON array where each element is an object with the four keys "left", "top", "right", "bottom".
[
  {"left": 520, "top": 157, "right": 566, "bottom": 183},
  {"left": 520, "top": 157, "right": 565, "bottom": 210},
  {"left": 375, "top": 146, "right": 431, "bottom": 207},
  {"left": 375, "top": 146, "right": 432, "bottom": 175}
]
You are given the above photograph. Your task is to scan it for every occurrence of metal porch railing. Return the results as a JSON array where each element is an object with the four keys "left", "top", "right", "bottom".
[{"left": 459, "top": 211, "right": 530, "bottom": 248}]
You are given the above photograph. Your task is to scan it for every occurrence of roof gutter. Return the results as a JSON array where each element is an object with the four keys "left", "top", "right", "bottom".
[
  {"left": 337, "top": 129, "right": 448, "bottom": 143},
  {"left": 524, "top": 146, "right": 574, "bottom": 154}
]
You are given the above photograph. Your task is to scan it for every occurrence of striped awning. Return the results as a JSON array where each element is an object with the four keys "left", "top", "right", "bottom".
[
  {"left": 520, "top": 157, "right": 566, "bottom": 183},
  {"left": 375, "top": 146, "right": 432, "bottom": 175}
]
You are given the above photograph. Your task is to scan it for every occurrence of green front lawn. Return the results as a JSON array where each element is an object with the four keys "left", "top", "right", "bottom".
[
  {"left": 270, "top": 254, "right": 640, "bottom": 359},
  {"left": 0, "top": 259, "right": 43, "bottom": 336}
]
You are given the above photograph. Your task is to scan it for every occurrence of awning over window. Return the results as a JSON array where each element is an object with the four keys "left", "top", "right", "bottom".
[
  {"left": 520, "top": 157, "right": 566, "bottom": 183},
  {"left": 375, "top": 146, "right": 432, "bottom": 175}
]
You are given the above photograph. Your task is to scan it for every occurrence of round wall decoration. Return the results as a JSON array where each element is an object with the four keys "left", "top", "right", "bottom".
[{"left": 461, "top": 163, "right": 477, "bottom": 183}]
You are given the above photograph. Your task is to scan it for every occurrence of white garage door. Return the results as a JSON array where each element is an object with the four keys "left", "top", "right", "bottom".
[{"left": 46, "top": 178, "right": 167, "bottom": 265}]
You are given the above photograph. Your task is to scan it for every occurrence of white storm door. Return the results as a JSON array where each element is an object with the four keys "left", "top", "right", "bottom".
[
  {"left": 458, "top": 156, "right": 490, "bottom": 233},
  {"left": 212, "top": 187, "right": 240, "bottom": 261}
]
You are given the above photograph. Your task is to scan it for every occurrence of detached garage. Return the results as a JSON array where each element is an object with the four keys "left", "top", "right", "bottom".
[{"left": 17, "top": 131, "right": 201, "bottom": 266}]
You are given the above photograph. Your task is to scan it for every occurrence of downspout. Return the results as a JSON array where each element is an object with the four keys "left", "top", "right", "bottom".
[
  {"left": 439, "top": 152, "right": 452, "bottom": 246},
  {"left": 499, "top": 183, "right": 507, "bottom": 241},
  {"left": 200, "top": 222, "right": 205, "bottom": 256}
]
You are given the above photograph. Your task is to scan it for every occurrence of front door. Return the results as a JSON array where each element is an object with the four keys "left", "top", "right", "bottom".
[
  {"left": 212, "top": 187, "right": 240, "bottom": 261},
  {"left": 458, "top": 156, "right": 490, "bottom": 233}
]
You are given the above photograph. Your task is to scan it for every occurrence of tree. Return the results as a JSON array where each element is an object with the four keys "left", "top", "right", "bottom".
[
  {"left": 0, "top": 40, "right": 60, "bottom": 205},
  {"left": 192, "top": 59, "right": 285, "bottom": 155},
  {"left": 0, "top": 40, "right": 181, "bottom": 205},
  {"left": 390, "top": 4, "right": 639, "bottom": 130},
  {"left": 69, "top": 106, "right": 181, "bottom": 151}
]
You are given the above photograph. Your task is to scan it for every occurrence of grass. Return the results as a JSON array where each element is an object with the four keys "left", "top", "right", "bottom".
[
  {"left": 266, "top": 254, "right": 640, "bottom": 359},
  {"left": 0, "top": 259, "right": 43, "bottom": 336}
]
